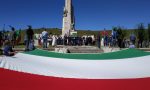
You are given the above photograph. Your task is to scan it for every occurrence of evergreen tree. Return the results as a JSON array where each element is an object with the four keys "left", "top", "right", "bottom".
[
  {"left": 116, "top": 27, "right": 127, "bottom": 48},
  {"left": 137, "top": 23, "right": 145, "bottom": 48},
  {"left": 148, "top": 24, "right": 150, "bottom": 46},
  {"left": 148, "top": 24, "right": 150, "bottom": 41}
]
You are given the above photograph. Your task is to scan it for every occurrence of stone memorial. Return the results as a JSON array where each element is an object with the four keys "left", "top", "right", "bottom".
[{"left": 62, "top": 0, "right": 77, "bottom": 37}]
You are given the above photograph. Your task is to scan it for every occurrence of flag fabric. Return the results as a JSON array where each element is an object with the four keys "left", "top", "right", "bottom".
[{"left": 0, "top": 49, "right": 150, "bottom": 90}]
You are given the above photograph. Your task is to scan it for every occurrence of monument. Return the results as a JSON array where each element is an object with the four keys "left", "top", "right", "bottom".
[{"left": 62, "top": 0, "right": 77, "bottom": 37}]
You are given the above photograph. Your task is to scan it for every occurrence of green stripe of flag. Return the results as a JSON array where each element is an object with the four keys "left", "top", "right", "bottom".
[{"left": 23, "top": 49, "right": 150, "bottom": 60}]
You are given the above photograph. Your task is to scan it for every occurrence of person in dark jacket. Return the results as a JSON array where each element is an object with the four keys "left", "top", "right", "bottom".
[
  {"left": 3, "top": 40, "right": 16, "bottom": 56},
  {"left": 97, "top": 33, "right": 101, "bottom": 48},
  {"left": 0, "top": 31, "right": 3, "bottom": 47},
  {"left": 130, "top": 33, "right": 136, "bottom": 45},
  {"left": 25, "top": 25, "right": 34, "bottom": 51}
]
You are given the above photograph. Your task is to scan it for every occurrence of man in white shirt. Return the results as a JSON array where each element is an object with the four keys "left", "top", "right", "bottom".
[{"left": 41, "top": 29, "right": 48, "bottom": 48}]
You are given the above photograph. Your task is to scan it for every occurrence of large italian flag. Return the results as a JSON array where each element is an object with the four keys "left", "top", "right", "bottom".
[{"left": 0, "top": 49, "right": 150, "bottom": 90}]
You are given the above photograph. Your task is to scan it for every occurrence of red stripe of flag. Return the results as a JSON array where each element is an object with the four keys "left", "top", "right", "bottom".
[{"left": 0, "top": 68, "right": 150, "bottom": 90}]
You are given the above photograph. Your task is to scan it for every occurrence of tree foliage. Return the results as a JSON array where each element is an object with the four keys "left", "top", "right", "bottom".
[
  {"left": 148, "top": 24, "right": 150, "bottom": 42},
  {"left": 113, "top": 27, "right": 127, "bottom": 48},
  {"left": 134, "top": 23, "right": 146, "bottom": 48},
  {"left": 137, "top": 23, "right": 145, "bottom": 41}
]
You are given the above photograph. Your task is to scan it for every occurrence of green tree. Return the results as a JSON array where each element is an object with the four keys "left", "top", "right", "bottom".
[
  {"left": 137, "top": 23, "right": 145, "bottom": 48},
  {"left": 116, "top": 27, "right": 127, "bottom": 48},
  {"left": 148, "top": 24, "right": 150, "bottom": 47}
]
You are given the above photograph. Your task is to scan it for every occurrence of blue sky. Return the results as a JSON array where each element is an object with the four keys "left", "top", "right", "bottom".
[{"left": 0, "top": 0, "right": 150, "bottom": 31}]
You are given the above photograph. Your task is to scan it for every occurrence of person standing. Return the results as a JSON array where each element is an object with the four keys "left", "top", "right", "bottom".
[
  {"left": 112, "top": 30, "right": 117, "bottom": 47},
  {"left": 97, "top": 32, "right": 101, "bottom": 48},
  {"left": 64, "top": 34, "right": 67, "bottom": 45},
  {"left": 101, "top": 37, "right": 104, "bottom": 47},
  {"left": 38, "top": 34, "right": 42, "bottom": 46},
  {"left": 130, "top": 33, "right": 136, "bottom": 45},
  {"left": 16, "top": 29, "right": 21, "bottom": 45},
  {"left": 25, "top": 25, "right": 34, "bottom": 51},
  {"left": 41, "top": 29, "right": 48, "bottom": 48},
  {"left": 9, "top": 26, "right": 16, "bottom": 48},
  {"left": 0, "top": 31, "right": 2, "bottom": 47},
  {"left": 52, "top": 35, "right": 57, "bottom": 47}
]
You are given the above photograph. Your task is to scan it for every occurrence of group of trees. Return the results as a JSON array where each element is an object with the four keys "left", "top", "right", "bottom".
[
  {"left": 135, "top": 23, "right": 150, "bottom": 48},
  {"left": 112, "top": 27, "right": 127, "bottom": 48},
  {"left": 113, "top": 23, "right": 150, "bottom": 48},
  {"left": 148, "top": 24, "right": 150, "bottom": 44}
]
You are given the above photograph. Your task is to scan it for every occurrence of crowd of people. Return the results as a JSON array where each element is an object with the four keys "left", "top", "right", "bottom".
[
  {"left": 37, "top": 32, "right": 96, "bottom": 48},
  {"left": 37, "top": 30, "right": 137, "bottom": 49},
  {"left": 0, "top": 26, "right": 21, "bottom": 56},
  {"left": 98, "top": 30, "right": 137, "bottom": 49},
  {"left": 0, "top": 27, "right": 21, "bottom": 48},
  {"left": 0, "top": 26, "right": 143, "bottom": 56},
  {"left": 0, "top": 25, "right": 36, "bottom": 56}
]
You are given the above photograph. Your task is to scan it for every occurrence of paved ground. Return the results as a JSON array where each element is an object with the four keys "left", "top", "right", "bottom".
[{"left": 101, "top": 47, "right": 121, "bottom": 53}]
